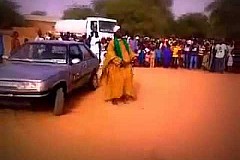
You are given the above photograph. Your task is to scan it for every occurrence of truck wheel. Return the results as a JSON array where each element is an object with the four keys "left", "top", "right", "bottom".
[
  {"left": 89, "top": 72, "right": 98, "bottom": 91},
  {"left": 53, "top": 88, "right": 65, "bottom": 116}
]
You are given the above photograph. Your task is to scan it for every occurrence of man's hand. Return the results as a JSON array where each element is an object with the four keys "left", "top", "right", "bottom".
[
  {"left": 121, "top": 61, "right": 131, "bottom": 68},
  {"left": 132, "top": 56, "right": 137, "bottom": 61}
]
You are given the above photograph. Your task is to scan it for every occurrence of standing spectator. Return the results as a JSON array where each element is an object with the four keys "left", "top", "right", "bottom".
[
  {"left": 90, "top": 32, "right": 101, "bottom": 60},
  {"left": 227, "top": 51, "right": 233, "bottom": 72},
  {"left": 227, "top": 41, "right": 234, "bottom": 56},
  {"left": 179, "top": 43, "right": 184, "bottom": 68},
  {"left": 162, "top": 44, "right": 172, "bottom": 68},
  {"left": 129, "top": 36, "right": 138, "bottom": 53},
  {"left": 184, "top": 41, "right": 191, "bottom": 68},
  {"left": 190, "top": 42, "right": 199, "bottom": 69},
  {"left": 24, "top": 38, "right": 29, "bottom": 44},
  {"left": 58, "top": 32, "right": 64, "bottom": 41},
  {"left": 209, "top": 40, "right": 216, "bottom": 72},
  {"left": 171, "top": 43, "right": 181, "bottom": 68},
  {"left": 85, "top": 35, "right": 91, "bottom": 48},
  {"left": 155, "top": 44, "right": 162, "bottom": 67},
  {"left": 202, "top": 42, "right": 211, "bottom": 70},
  {"left": 198, "top": 43, "right": 205, "bottom": 69},
  {"left": 227, "top": 41, "right": 234, "bottom": 72},
  {"left": 214, "top": 40, "right": 227, "bottom": 73},
  {"left": 150, "top": 47, "right": 155, "bottom": 68},
  {"left": 45, "top": 32, "right": 52, "bottom": 40},
  {"left": 138, "top": 45, "right": 146, "bottom": 67},
  {"left": 35, "top": 29, "right": 44, "bottom": 41},
  {"left": 144, "top": 48, "right": 150, "bottom": 67},
  {"left": 10, "top": 31, "right": 21, "bottom": 55}
]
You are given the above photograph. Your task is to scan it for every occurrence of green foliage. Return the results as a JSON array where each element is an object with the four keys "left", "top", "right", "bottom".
[
  {"left": 61, "top": 0, "right": 239, "bottom": 39},
  {"left": 92, "top": 0, "right": 173, "bottom": 37},
  {"left": 62, "top": 7, "right": 95, "bottom": 19},
  {"left": 31, "top": 11, "right": 47, "bottom": 16},
  {"left": 206, "top": 0, "right": 240, "bottom": 39},
  {"left": 175, "top": 13, "right": 210, "bottom": 38},
  {"left": 0, "top": 0, "right": 25, "bottom": 29}
]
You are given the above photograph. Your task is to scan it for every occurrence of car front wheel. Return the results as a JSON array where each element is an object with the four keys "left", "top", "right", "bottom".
[
  {"left": 53, "top": 88, "right": 65, "bottom": 116},
  {"left": 89, "top": 72, "right": 99, "bottom": 90}
]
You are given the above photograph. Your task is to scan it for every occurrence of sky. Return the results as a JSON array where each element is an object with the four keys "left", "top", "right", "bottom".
[{"left": 15, "top": 0, "right": 213, "bottom": 18}]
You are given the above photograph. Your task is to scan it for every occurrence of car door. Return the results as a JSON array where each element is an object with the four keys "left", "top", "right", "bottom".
[
  {"left": 69, "top": 44, "right": 87, "bottom": 90},
  {"left": 78, "top": 44, "right": 98, "bottom": 83}
]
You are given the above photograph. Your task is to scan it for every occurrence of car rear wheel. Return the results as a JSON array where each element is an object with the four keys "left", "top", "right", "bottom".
[
  {"left": 53, "top": 88, "right": 65, "bottom": 116},
  {"left": 89, "top": 71, "right": 99, "bottom": 90}
]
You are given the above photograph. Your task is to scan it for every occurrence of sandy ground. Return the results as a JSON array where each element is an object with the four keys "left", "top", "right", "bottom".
[{"left": 1, "top": 68, "right": 240, "bottom": 160}]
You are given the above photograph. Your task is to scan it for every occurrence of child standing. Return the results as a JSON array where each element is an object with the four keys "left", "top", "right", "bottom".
[
  {"left": 144, "top": 48, "right": 150, "bottom": 67},
  {"left": 227, "top": 42, "right": 234, "bottom": 72},
  {"left": 227, "top": 53, "right": 233, "bottom": 72},
  {"left": 150, "top": 47, "right": 156, "bottom": 68}
]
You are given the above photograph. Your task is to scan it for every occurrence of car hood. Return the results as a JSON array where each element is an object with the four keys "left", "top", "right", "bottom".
[{"left": 0, "top": 62, "right": 67, "bottom": 82}]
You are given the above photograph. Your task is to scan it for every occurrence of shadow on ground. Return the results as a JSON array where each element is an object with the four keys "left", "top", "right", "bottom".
[{"left": 0, "top": 86, "right": 92, "bottom": 115}]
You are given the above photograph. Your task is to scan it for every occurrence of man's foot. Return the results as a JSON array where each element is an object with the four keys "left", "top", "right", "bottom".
[
  {"left": 120, "top": 96, "right": 127, "bottom": 104},
  {"left": 123, "top": 97, "right": 129, "bottom": 104},
  {"left": 112, "top": 99, "right": 118, "bottom": 105}
]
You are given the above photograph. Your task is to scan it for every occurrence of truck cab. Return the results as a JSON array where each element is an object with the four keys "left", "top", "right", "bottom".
[
  {"left": 86, "top": 17, "right": 117, "bottom": 40},
  {"left": 86, "top": 17, "right": 117, "bottom": 63},
  {"left": 55, "top": 17, "right": 117, "bottom": 63}
]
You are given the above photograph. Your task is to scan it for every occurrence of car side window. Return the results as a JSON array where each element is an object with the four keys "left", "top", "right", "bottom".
[
  {"left": 69, "top": 45, "right": 83, "bottom": 61},
  {"left": 79, "top": 45, "right": 94, "bottom": 61}
]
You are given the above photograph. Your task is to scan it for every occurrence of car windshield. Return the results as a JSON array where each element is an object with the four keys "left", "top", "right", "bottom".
[
  {"left": 99, "top": 21, "right": 116, "bottom": 33},
  {"left": 9, "top": 43, "right": 67, "bottom": 64}
]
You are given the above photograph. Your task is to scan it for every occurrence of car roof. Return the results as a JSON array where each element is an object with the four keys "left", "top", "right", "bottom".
[{"left": 29, "top": 40, "right": 84, "bottom": 45}]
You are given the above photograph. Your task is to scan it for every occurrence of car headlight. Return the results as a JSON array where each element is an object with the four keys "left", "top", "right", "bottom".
[{"left": 17, "top": 82, "right": 42, "bottom": 91}]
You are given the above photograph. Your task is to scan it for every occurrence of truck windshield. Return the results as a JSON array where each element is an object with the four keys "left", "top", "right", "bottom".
[
  {"left": 9, "top": 43, "right": 67, "bottom": 64},
  {"left": 99, "top": 21, "right": 116, "bottom": 33}
]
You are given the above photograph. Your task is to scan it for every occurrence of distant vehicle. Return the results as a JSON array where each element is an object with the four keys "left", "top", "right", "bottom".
[
  {"left": 0, "top": 40, "right": 99, "bottom": 116},
  {"left": 55, "top": 17, "right": 117, "bottom": 62}
]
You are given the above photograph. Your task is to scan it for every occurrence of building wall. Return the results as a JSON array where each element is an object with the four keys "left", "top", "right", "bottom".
[
  {"left": 26, "top": 20, "right": 55, "bottom": 34},
  {"left": 1, "top": 20, "right": 56, "bottom": 56},
  {"left": 0, "top": 27, "right": 36, "bottom": 56}
]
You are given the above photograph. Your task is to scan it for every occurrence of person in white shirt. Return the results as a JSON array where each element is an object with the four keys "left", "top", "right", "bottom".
[
  {"left": 214, "top": 40, "right": 227, "bottom": 73},
  {"left": 90, "top": 35, "right": 100, "bottom": 59},
  {"left": 184, "top": 43, "right": 191, "bottom": 68}
]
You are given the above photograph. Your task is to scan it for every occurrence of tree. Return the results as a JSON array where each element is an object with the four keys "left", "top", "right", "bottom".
[
  {"left": 0, "top": 0, "right": 25, "bottom": 28},
  {"left": 92, "top": 0, "right": 174, "bottom": 36},
  {"left": 175, "top": 13, "right": 210, "bottom": 38},
  {"left": 31, "top": 10, "right": 47, "bottom": 16},
  {"left": 62, "top": 6, "right": 95, "bottom": 19},
  {"left": 205, "top": 0, "right": 240, "bottom": 39}
]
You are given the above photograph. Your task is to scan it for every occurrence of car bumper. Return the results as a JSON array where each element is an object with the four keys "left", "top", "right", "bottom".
[{"left": 0, "top": 91, "right": 50, "bottom": 98}]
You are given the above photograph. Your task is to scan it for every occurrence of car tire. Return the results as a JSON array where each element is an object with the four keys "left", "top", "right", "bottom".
[
  {"left": 89, "top": 71, "right": 99, "bottom": 91},
  {"left": 53, "top": 88, "right": 65, "bottom": 116}
]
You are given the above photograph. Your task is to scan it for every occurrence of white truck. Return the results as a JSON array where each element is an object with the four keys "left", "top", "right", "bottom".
[{"left": 55, "top": 17, "right": 117, "bottom": 64}]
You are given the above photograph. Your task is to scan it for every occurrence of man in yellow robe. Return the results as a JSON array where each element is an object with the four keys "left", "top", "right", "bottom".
[{"left": 101, "top": 26, "right": 136, "bottom": 105}]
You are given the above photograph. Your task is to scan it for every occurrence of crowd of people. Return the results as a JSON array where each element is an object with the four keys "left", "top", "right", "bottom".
[
  {"left": 127, "top": 36, "right": 235, "bottom": 73},
  {"left": 7, "top": 29, "right": 236, "bottom": 74}
]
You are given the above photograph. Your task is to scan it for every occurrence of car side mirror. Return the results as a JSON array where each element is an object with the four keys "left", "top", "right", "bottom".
[{"left": 71, "top": 58, "right": 81, "bottom": 64}]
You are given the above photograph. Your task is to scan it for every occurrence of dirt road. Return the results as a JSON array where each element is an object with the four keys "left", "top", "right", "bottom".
[{"left": 1, "top": 68, "right": 240, "bottom": 160}]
